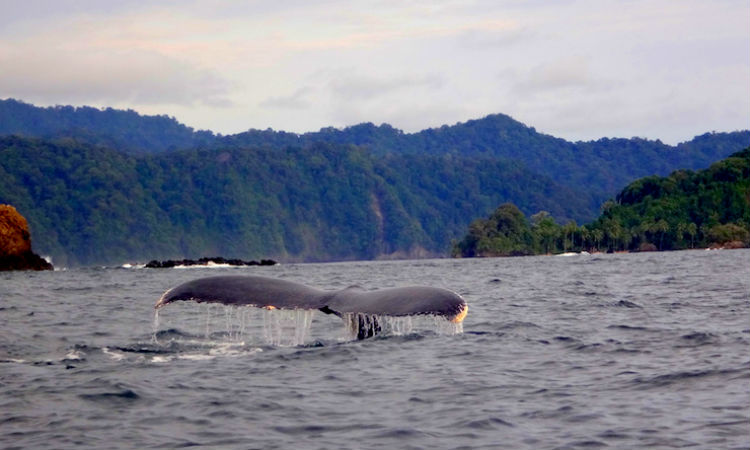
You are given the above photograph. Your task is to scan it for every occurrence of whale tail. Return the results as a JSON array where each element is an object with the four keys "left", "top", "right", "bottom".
[{"left": 156, "top": 275, "right": 467, "bottom": 339}]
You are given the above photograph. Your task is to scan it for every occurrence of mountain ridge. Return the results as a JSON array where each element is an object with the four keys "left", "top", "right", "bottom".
[
  {"left": 3, "top": 97, "right": 747, "bottom": 152},
  {"left": 1, "top": 98, "right": 748, "bottom": 266},
  {"left": 4, "top": 97, "right": 748, "bottom": 207}
]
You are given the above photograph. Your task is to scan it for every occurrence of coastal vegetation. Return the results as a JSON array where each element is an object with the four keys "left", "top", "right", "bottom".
[
  {"left": 0, "top": 99, "right": 748, "bottom": 266},
  {"left": 0, "top": 136, "right": 588, "bottom": 265},
  {"left": 453, "top": 148, "right": 750, "bottom": 257}
]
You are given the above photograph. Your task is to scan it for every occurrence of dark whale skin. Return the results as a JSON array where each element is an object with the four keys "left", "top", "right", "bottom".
[{"left": 156, "top": 275, "right": 467, "bottom": 323}]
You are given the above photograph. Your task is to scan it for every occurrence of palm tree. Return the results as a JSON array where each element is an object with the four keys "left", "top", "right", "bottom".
[
  {"left": 686, "top": 222, "right": 697, "bottom": 248},
  {"left": 591, "top": 228, "right": 604, "bottom": 251},
  {"left": 654, "top": 219, "right": 669, "bottom": 250}
]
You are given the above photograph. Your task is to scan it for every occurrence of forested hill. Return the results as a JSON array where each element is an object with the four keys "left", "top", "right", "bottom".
[
  {"left": 453, "top": 148, "right": 750, "bottom": 257},
  {"left": 0, "top": 98, "right": 216, "bottom": 153},
  {"left": 2, "top": 99, "right": 748, "bottom": 265},
  {"left": 2, "top": 99, "right": 748, "bottom": 206},
  {"left": 277, "top": 116, "right": 748, "bottom": 203},
  {"left": 0, "top": 136, "right": 590, "bottom": 266}
]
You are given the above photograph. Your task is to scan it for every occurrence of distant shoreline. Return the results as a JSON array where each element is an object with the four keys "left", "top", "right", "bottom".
[
  {"left": 457, "top": 243, "right": 747, "bottom": 259},
  {"left": 143, "top": 257, "right": 278, "bottom": 269}
]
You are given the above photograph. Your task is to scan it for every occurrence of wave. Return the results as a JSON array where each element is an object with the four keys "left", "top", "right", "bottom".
[{"left": 632, "top": 366, "right": 749, "bottom": 389}]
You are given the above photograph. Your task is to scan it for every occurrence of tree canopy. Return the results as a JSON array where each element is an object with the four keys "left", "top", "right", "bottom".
[
  {"left": 0, "top": 136, "right": 589, "bottom": 266},
  {"left": 1, "top": 99, "right": 748, "bottom": 266},
  {"left": 453, "top": 148, "right": 750, "bottom": 257}
]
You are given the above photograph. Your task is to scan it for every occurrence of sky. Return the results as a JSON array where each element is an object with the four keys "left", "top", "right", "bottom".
[{"left": 1, "top": 0, "right": 748, "bottom": 144}]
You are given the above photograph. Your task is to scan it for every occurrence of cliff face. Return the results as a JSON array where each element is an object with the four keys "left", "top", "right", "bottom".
[{"left": 0, "top": 205, "right": 53, "bottom": 271}]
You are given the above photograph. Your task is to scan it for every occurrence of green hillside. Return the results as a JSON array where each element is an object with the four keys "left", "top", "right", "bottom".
[
  {"left": 2, "top": 99, "right": 748, "bottom": 266},
  {"left": 222, "top": 115, "right": 750, "bottom": 207},
  {"left": 0, "top": 136, "right": 589, "bottom": 266},
  {"left": 453, "top": 148, "right": 750, "bottom": 257},
  {"left": 0, "top": 98, "right": 215, "bottom": 153},
  {"left": 3, "top": 99, "right": 748, "bottom": 211}
]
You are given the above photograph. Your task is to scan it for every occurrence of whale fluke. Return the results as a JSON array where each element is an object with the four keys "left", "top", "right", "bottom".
[{"left": 155, "top": 275, "right": 467, "bottom": 339}]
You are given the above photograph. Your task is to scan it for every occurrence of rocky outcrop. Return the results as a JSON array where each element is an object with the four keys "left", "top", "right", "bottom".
[
  {"left": 145, "top": 257, "right": 277, "bottom": 268},
  {"left": 0, "top": 205, "right": 53, "bottom": 271}
]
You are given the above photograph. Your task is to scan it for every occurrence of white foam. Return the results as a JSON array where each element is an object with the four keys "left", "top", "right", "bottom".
[
  {"left": 64, "top": 350, "right": 84, "bottom": 361},
  {"left": 173, "top": 263, "right": 232, "bottom": 269},
  {"left": 176, "top": 353, "right": 217, "bottom": 361},
  {"left": 148, "top": 343, "right": 262, "bottom": 363},
  {"left": 102, "top": 347, "right": 127, "bottom": 361}
]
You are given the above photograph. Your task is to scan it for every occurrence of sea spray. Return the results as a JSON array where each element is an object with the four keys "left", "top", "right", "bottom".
[{"left": 154, "top": 304, "right": 463, "bottom": 345}]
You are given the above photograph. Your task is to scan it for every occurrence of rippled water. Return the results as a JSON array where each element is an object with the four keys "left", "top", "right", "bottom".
[{"left": 1, "top": 250, "right": 748, "bottom": 449}]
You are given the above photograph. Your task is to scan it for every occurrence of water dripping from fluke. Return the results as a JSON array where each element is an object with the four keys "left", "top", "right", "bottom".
[
  {"left": 152, "top": 304, "right": 464, "bottom": 349},
  {"left": 152, "top": 275, "right": 468, "bottom": 346},
  {"left": 151, "top": 309, "right": 160, "bottom": 343},
  {"left": 343, "top": 313, "right": 463, "bottom": 340}
]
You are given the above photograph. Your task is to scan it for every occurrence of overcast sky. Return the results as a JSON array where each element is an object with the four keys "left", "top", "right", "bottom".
[{"left": 1, "top": 0, "right": 748, "bottom": 143}]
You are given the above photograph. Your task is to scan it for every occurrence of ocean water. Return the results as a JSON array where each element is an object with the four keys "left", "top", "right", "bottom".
[{"left": 1, "top": 249, "right": 748, "bottom": 450}]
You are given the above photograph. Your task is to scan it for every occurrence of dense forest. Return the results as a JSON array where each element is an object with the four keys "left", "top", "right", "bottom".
[
  {"left": 1, "top": 99, "right": 748, "bottom": 266},
  {"left": 0, "top": 98, "right": 215, "bottom": 153},
  {"left": 0, "top": 136, "right": 589, "bottom": 266},
  {"left": 2, "top": 98, "right": 748, "bottom": 209},
  {"left": 453, "top": 148, "right": 750, "bottom": 257}
]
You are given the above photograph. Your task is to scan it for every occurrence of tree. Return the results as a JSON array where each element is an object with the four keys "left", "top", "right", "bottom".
[
  {"left": 579, "top": 225, "right": 590, "bottom": 250},
  {"left": 654, "top": 219, "right": 669, "bottom": 250},
  {"left": 591, "top": 228, "right": 604, "bottom": 251},
  {"left": 562, "top": 221, "right": 578, "bottom": 252},
  {"left": 686, "top": 222, "right": 697, "bottom": 248},
  {"left": 707, "top": 223, "right": 749, "bottom": 245},
  {"left": 532, "top": 214, "right": 560, "bottom": 254}
]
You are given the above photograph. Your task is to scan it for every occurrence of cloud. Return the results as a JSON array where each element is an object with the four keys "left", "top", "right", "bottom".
[
  {"left": 329, "top": 74, "right": 444, "bottom": 101},
  {"left": 456, "top": 23, "right": 534, "bottom": 49},
  {"left": 0, "top": 11, "right": 236, "bottom": 108},
  {"left": 0, "top": 45, "right": 234, "bottom": 107},
  {"left": 0, "top": 0, "right": 747, "bottom": 143},
  {"left": 321, "top": 72, "right": 464, "bottom": 131},
  {"left": 513, "top": 57, "right": 603, "bottom": 93},
  {"left": 0, "top": 0, "right": 163, "bottom": 30},
  {"left": 259, "top": 87, "right": 314, "bottom": 109}
]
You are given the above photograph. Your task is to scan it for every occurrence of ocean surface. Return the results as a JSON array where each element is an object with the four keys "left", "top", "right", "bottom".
[{"left": 1, "top": 249, "right": 748, "bottom": 450}]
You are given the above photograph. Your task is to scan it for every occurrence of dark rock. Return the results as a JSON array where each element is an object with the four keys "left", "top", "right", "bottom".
[
  {"left": 0, "top": 252, "right": 54, "bottom": 271},
  {"left": 144, "top": 257, "right": 277, "bottom": 268}
]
